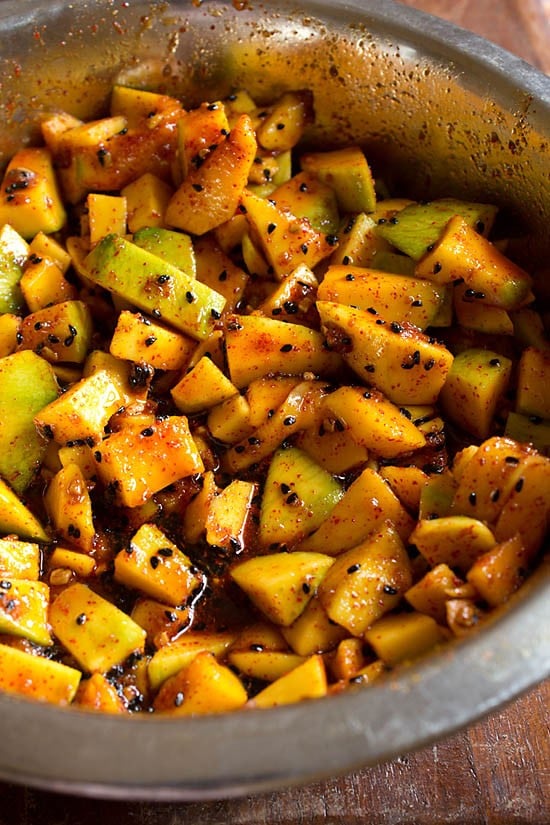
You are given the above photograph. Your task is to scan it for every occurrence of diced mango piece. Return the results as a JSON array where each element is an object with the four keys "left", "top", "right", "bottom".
[
  {"left": 516, "top": 347, "right": 550, "bottom": 420},
  {"left": 0, "top": 643, "right": 80, "bottom": 705},
  {"left": 364, "top": 612, "right": 445, "bottom": 666},
  {"left": 318, "top": 525, "right": 413, "bottom": 635},
  {"left": 148, "top": 631, "right": 237, "bottom": 692},
  {"left": 300, "top": 146, "right": 376, "bottom": 214},
  {"left": 466, "top": 534, "right": 528, "bottom": 608},
  {"left": 110, "top": 310, "right": 196, "bottom": 372},
  {"left": 87, "top": 193, "right": 127, "bottom": 245},
  {"left": 298, "top": 466, "right": 415, "bottom": 554},
  {"left": 230, "top": 551, "right": 335, "bottom": 627},
  {"left": 44, "top": 463, "right": 95, "bottom": 552},
  {"left": 49, "top": 583, "right": 146, "bottom": 673},
  {"left": 94, "top": 415, "right": 204, "bottom": 508},
  {"left": 171, "top": 356, "right": 238, "bottom": 414},
  {"left": 409, "top": 516, "right": 497, "bottom": 573},
  {"left": 0, "top": 477, "right": 49, "bottom": 542},
  {"left": 0, "top": 148, "right": 66, "bottom": 238},
  {"left": 0, "top": 579, "right": 52, "bottom": 646},
  {"left": 166, "top": 114, "right": 257, "bottom": 235},
  {"left": 35, "top": 369, "right": 124, "bottom": 445},
  {"left": 281, "top": 595, "right": 347, "bottom": 656},
  {"left": 114, "top": 523, "right": 202, "bottom": 607},
  {"left": 122, "top": 173, "right": 173, "bottom": 233},
  {"left": 251, "top": 653, "right": 327, "bottom": 708},
  {"left": 153, "top": 651, "right": 248, "bottom": 715},
  {"left": 405, "top": 563, "right": 466, "bottom": 624},
  {"left": 0, "top": 538, "right": 41, "bottom": 580},
  {"left": 74, "top": 672, "right": 127, "bottom": 713},
  {"left": 49, "top": 546, "right": 96, "bottom": 578},
  {"left": 205, "top": 479, "right": 256, "bottom": 551}
]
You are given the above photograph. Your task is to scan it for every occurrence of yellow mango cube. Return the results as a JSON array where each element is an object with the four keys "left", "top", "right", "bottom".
[
  {"left": 171, "top": 355, "right": 239, "bottom": 414},
  {"left": 148, "top": 630, "right": 237, "bottom": 692},
  {"left": 122, "top": 173, "right": 174, "bottom": 232},
  {"left": 0, "top": 147, "right": 66, "bottom": 238},
  {"left": 364, "top": 611, "right": 445, "bottom": 666},
  {"left": 44, "top": 463, "right": 96, "bottom": 552},
  {"left": 153, "top": 650, "right": 248, "bottom": 715},
  {"left": 74, "top": 672, "right": 127, "bottom": 714},
  {"left": 110, "top": 310, "right": 196, "bottom": 372},
  {"left": 251, "top": 653, "right": 327, "bottom": 708},
  {"left": 94, "top": 415, "right": 204, "bottom": 508},
  {"left": 0, "top": 643, "right": 80, "bottom": 705},
  {"left": 0, "top": 538, "right": 41, "bottom": 580},
  {"left": 49, "top": 583, "right": 146, "bottom": 673},
  {"left": 0, "top": 579, "right": 52, "bottom": 646},
  {"left": 115, "top": 523, "right": 202, "bottom": 607},
  {"left": 87, "top": 193, "right": 127, "bottom": 245}
]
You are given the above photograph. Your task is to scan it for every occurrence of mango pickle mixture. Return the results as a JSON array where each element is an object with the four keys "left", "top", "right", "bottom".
[{"left": 0, "top": 86, "right": 548, "bottom": 715}]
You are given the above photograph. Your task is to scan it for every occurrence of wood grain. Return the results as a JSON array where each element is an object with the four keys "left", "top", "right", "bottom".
[{"left": 0, "top": 2, "right": 548, "bottom": 822}]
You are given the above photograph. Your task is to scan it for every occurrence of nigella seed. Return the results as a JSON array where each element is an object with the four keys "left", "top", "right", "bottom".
[
  {"left": 365, "top": 364, "right": 375, "bottom": 373},
  {"left": 505, "top": 456, "right": 519, "bottom": 464},
  {"left": 16, "top": 332, "right": 23, "bottom": 344},
  {"left": 174, "top": 692, "right": 185, "bottom": 707},
  {"left": 300, "top": 243, "right": 308, "bottom": 254},
  {"left": 515, "top": 478, "right": 524, "bottom": 493},
  {"left": 490, "top": 489, "right": 501, "bottom": 502},
  {"left": 280, "top": 343, "right": 293, "bottom": 353},
  {"left": 363, "top": 391, "right": 372, "bottom": 399},
  {"left": 192, "top": 183, "right": 203, "bottom": 192},
  {"left": 186, "top": 291, "right": 196, "bottom": 303},
  {"left": 280, "top": 483, "right": 291, "bottom": 494},
  {"left": 390, "top": 322, "right": 403, "bottom": 334},
  {"left": 469, "top": 491, "right": 477, "bottom": 505},
  {"left": 144, "top": 336, "right": 157, "bottom": 347},
  {"left": 140, "top": 427, "right": 155, "bottom": 437},
  {"left": 383, "top": 584, "right": 398, "bottom": 595},
  {"left": 326, "top": 234, "right": 339, "bottom": 246},
  {"left": 150, "top": 556, "right": 160, "bottom": 569},
  {"left": 97, "top": 147, "right": 108, "bottom": 165},
  {"left": 489, "top": 358, "right": 501, "bottom": 367},
  {"left": 64, "top": 335, "right": 75, "bottom": 347},
  {"left": 229, "top": 537, "right": 242, "bottom": 552},
  {"left": 389, "top": 216, "right": 399, "bottom": 225},
  {"left": 529, "top": 415, "right": 542, "bottom": 424},
  {"left": 250, "top": 643, "right": 264, "bottom": 652},
  {"left": 272, "top": 307, "right": 283, "bottom": 315},
  {"left": 94, "top": 451, "right": 102, "bottom": 462},
  {"left": 347, "top": 563, "right": 361, "bottom": 574},
  {"left": 283, "top": 415, "right": 296, "bottom": 426},
  {"left": 157, "top": 274, "right": 170, "bottom": 284},
  {"left": 248, "top": 436, "right": 260, "bottom": 446},
  {"left": 286, "top": 492, "right": 300, "bottom": 505},
  {"left": 283, "top": 301, "right": 298, "bottom": 315},
  {"left": 342, "top": 255, "right": 351, "bottom": 265},
  {"left": 302, "top": 582, "right": 311, "bottom": 594},
  {"left": 263, "top": 169, "right": 271, "bottom": 180},
  {"left": 411, "top": 299, "right": 423, "bottom": 307},
  {"left": 218, "top": 269, "right": 228, "bottom": 281},
  {"left": 76, "top": 613, "right": 87, "bottom": 625},
  {"left": 34, "top": 321, "right": 42, "bottom": 330},
  {"left": 400, "top": 407, "right": 412, "bottom": 420},
  {"left": 267, "top": 222, "right": 277, "bottom": 234},
  {"left": 0, "top": 581, "right": 12, "bottom": 590},
  {"left": 367, "top": 307, "right": 377, "bottom": 315},
  {"left": 299, "top": 182, "right": 308, "bottom": 192},
  {"left": 345, "top": 273, "right": 355, "bottom": 281},
  {"left": 211, "top": 308, "right": 221, "bottom": 319},
  {"left": 424, "top": 359, "right": 435, "bottom": 371},
  {"left": 234, "top": 445, "right": 245, "bottom": 454},
  {"left": 158, "top": 547, "right": 173, "bottom": 558},
  {"left": 433, "top": 262, "right": 442, "bottom": 274}
]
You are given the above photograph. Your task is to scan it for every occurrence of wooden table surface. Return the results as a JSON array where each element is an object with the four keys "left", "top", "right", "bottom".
[{"left": 0, "top": 2, "right": 548, "bottom": 823}]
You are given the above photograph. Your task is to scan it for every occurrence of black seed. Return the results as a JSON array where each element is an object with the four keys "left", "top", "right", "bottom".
[
  {"left": 157, "top": 274, "right": 170, "bottom": 284},
  {"left": 76, "top": 613, "right": 87, "bottom": 626},
  {"left": 433, "top": 262, "right": 442, "bottom": 274},
  {"left": 490, "top": 489, "right": 500, "bottom": 502},
  {"left": 400, "top": 407, "right": 412, "bottom": 420},
  {"left": 186, "top": 291, "right": 196, "bottom": 303},
  {"left": 94, "top": 451, "right": 102, "bottom": 462},
  {"left": 411, "top": 299, "right": 423, "bottom": 307},
  {"left": 267, "top": 222, "right": 276, "bottom": 234},
  {"left": 248, "top": 436, "right": 260, "bottom": 446},
  {"left": 283, "top": 301, "right": 298, "bottom": 315},
  {"left": 150, "top": 556, "right": 160, "bottom": 569},
  {"left": 286, "top": 492, "right": 299, "bottom": 505},
  {"left": 158, "top": 547, "right": 173, "bottom": 557},
  {"left": 529, "top": 415, "right": 542, "bottom": 424},
  {"left": 280, "top": 343, "right": 293, "bottom": 353},
  {"left": 469, "top": 491, "right": 477, "bottom": 505},
  {"left": 234, "top": 445, "right": 245, "bottom": 454},
  {"left": 211, "top": 308, "right": 221, "bottom": 319},
  {"left": 218, "top": 269, "right": 228, "bottom": 281},
  {"left": 207, "top": 102, "right": 218, "bottom": 110},
  {"left": 363, "top": 392, "right": 372, "bottom": 399},
  {"left": 272, "top": 307, "right": 283, "bottom": 315},
  {"left": 515, "top": 477, "right": 524, "bottom": 493},
  {"left": 390, "top": 322, "right": 403, "bottom": 334},
  {"left": 250, "top": 643, "right": 264, "bottom": 652},
  {"left": 302, "top": 582, "right": 311, "bottom": 594},
  {"left": 34, "top": 322, "right": 42, "bottom": 330},
  {"left": 367, "top": 307, "right": 377, "bottom": 315},
  {"left": 326, "top": 234, "right": 339, "bottom": 246},
  {"left": 342, "top": 255, "right": 351, "bottom": 265},
  {"left": 299, "top": 182, "right": 308, "bottom": 192},
  {"left": 475, "top": 220, "right": 485, "bottom": 233},
  {"left": 192, "top": 183, "right": 203, "bottom": 192},
  {"left": 97, "top": 147, "right": 108, "bottom": 165},
  {"left": 489, "top": 358, "right": 501, "bottom": 367},
  {"left": 300, "top": 243, "right": 308, "bottom": 254},
  {"left": 140, "top": 427, "right": 155, "bottom": 437},
  {"left": 505, "top": 456, "right": 519, "bottom": 464},
  {"left": 345, "top": 273, "right": 355, "bottom": 281},
  {"left": 283, "top": 415, "right": 296, "bottom": 426},
  {"left": 144, "top": 336, "right": 157, "bottom": 347},
  {"left": 229, "top": 537, "right": 242, "bottom": 552},
  {"left": 365, "top": 364, "right": 375, "bottom": 373},
  {"left": 64, "top": 335, "right": 75, "bottom": 347},
  {"left": 383, "top": 584, "right": 398, "bottom": 595},
  {"left": 263, "top": 169, "right": 271, "bottom": 180},
  {"left": 0, "top": 581, "right": 12, "bottom": 590},
  {"left": 347, "top": 563, "right": 361, "bottom": 574},
  {"left": 424, "top": 359, "right": 435, "bottom": 371},
  {"left": 280, "top": 483, "right": 291, "bottom": 494}
]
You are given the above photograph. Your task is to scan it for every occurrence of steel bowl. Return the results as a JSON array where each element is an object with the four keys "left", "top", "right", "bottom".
[{"left": 0, "top": 0, "right": 548, "bottom": 800}]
